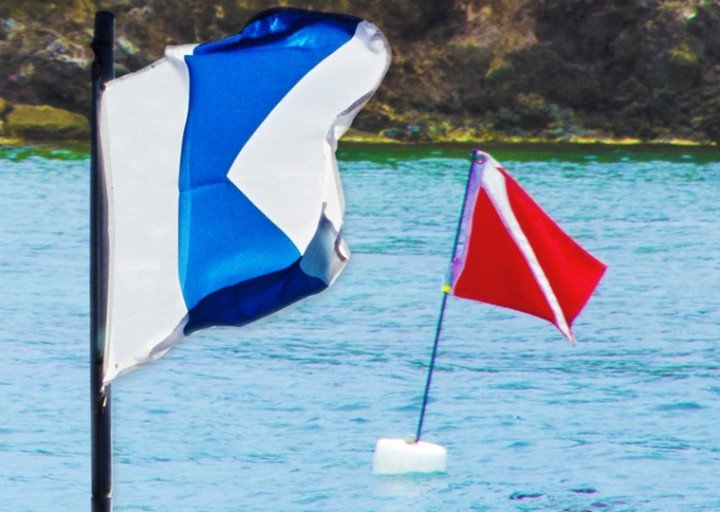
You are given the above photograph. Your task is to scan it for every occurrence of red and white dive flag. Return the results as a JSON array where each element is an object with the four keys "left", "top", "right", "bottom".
[{"left": 450, "top": 150, "right": 606, "bottom": 342}]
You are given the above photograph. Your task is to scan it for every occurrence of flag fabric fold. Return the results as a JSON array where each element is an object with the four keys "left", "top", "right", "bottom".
[
  {"left": 98, "top": 8, "right": 391, "bottom": 384},
  {"left": 451, "top": 150, "right": 606, "bottom": 342}
]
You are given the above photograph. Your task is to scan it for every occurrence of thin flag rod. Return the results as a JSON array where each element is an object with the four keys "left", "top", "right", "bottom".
[
  {"left": 415, "top": 151, "right": 479, "bottom": 442},
  {"left": 414, "top": 290, "right": 449, "bottom": 442},
  {"left": 90, "top": 11, "right": 114, "bottom": 512}
]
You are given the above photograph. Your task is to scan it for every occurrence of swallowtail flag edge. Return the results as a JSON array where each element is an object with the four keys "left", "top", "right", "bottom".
[{"left": 98, "top": 8, "right": 391, "bottom": 385}]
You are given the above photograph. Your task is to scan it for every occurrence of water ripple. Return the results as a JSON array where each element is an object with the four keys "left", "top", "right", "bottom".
[{"left": 2, "top": 147, "right": 720, "bottom": 511}]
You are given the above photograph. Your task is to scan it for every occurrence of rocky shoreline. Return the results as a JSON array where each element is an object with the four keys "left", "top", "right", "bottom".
[
  {"left": 2, "top": 1, "right": 720, "bottom": 147},
  {"left": 0, "top": 110, "right": 714, "bottom": 149}
]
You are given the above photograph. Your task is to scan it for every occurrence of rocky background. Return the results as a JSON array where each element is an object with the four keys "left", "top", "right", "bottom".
[{"left": 1, "top": 0, "right": 720, "bottom": 143}]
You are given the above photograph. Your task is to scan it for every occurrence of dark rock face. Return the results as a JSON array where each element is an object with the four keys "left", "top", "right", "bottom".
[
  {"left": 0, "top": 0, "right": 95, "bottom": 113},
  {"left": 0, "top": 21, "right": 91, "bottom": 113},
  {"left": 0, "top": 0, "right": 719, "bottom": 143}
]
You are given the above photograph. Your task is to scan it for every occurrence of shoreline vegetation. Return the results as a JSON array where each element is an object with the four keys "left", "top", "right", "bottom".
[
  {"left": 0, "top": 100, "right": 716, "bottom": 150},
  {"left": 1, "top": 117, "right": 717, "bottom": 152},
  {"left": 0, "top": 96, "right": 714, "bottom": 149},
  {"left": 2, "top": 1, "right": 720, "bottom": 148},
  {"left": 2, "top": 120, "right": 718, "bottom": 150}
]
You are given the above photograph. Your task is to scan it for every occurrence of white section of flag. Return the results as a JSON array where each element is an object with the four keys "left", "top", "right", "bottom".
[
  {"left": 227, "top": 21, "right": 391, "bottom": 253},
  {"left": 99, "top": 45, "right": 197, "bottom": 385},
  {"left": 481, "top": 158, "right": 574, "bottom": 341}
]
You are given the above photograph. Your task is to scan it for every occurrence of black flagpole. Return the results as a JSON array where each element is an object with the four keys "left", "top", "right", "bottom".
[
  {"left": 414, "top": 150, "right": 479, "bottom": 442},
  {"left": 90, "top": 11, "right": 114, "bottom": 512}
]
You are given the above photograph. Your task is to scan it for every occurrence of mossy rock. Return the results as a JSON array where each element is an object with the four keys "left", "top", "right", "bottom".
[{"left": 6, "top": 104, "right": 89, "bottom": 140}]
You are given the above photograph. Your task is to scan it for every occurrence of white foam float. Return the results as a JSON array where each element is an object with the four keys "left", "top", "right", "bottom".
[{"left": 372, "top": 437, "right": 447, "bottom": 475}]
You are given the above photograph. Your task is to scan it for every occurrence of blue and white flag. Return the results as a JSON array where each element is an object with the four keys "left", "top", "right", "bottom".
[{"left": 98, "top": 9, "right": 391, "bottom": 384}]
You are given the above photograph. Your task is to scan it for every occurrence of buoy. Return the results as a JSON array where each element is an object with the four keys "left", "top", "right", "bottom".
[{"left": 372, "top": 437, "right": 447, "bottom": 475}]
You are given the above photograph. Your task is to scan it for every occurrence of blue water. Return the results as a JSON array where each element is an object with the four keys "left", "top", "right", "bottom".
[{"left": 1, "top": 145, "right": 719, "bottom": 511}]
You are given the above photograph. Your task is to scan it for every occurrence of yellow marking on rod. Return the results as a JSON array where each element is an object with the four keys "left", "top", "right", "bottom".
[{"left": 442, "top": 284, "right": 451, "bottom": 293}]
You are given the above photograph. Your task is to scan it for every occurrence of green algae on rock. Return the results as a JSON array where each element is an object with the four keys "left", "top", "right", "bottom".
[{"left": 6, "top": 104, "right": 89, "bottom": 141}]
